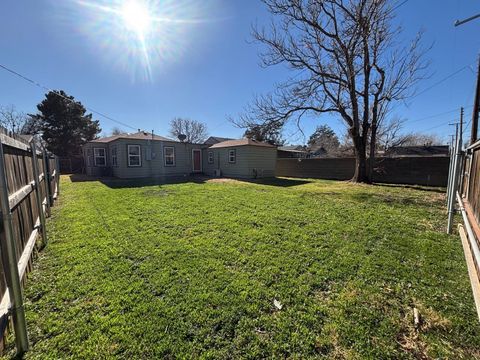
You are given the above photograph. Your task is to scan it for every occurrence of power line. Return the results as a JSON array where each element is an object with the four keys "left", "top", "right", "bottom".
[
  {"left": 392, "top": 0, "right": 409, "bottom": 12},
  {"left": 0, "top": 63, "right": 137, "bottom": 131},
  {"left": 411, "top": 63, "right": 473, "bottom": 100}
]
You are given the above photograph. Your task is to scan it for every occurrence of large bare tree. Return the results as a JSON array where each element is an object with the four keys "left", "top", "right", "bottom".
[
  {"left": 169, "top": 117, "right": 208, "bottom": 143},
  {"left": 241, "top": 0, "right": 428, "bottom": 182}
]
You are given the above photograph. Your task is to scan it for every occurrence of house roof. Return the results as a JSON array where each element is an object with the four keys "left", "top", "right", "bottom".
[
  {"left": 209, "top": 138, "right": 276, "bottom": 149},
  {"left": 90, "top": 131, "right": 173, "bottom": 143},
  {"left": 278, "top": 145, "right": 307, "bottom": 152},
  {"left": 204, "top": 136, "right": 234, "bottom": 145},
  {"left": 385, "top": 145, "right": 449, "bottom": 156}
]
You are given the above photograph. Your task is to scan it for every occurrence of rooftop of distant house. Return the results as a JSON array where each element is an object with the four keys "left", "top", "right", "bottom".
[
  {"left": 90, "top": 131, "right": 173, "bottom": 143},
  {"left": 385, "top": 145, "right": 449, "bottom": 156},
  {"left": 204, "top": 136, "right": 234, "bottom": 145},
  {"left": 209, "top": 138, "right": 276, "bottom": 149}
]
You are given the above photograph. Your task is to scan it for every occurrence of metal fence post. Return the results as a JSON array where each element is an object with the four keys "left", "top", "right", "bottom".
[
  {"left": 446, "top": 143, "right": 454, "bottom": 206},
  {"left": 0, "top": 139, "right": 29, "bottom": 354},
  {"left": 447, "top": 129, "right": 463, "bottom": 234},
  {"left": 41, "top": 150, "right": 51, "bottom": 217},
  {"left": 31, "top": 142, "right": 48, "bottom": 246}
]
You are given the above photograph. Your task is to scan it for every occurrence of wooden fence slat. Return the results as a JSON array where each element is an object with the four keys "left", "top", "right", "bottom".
[
  {"left": 8, "top": 182, "right": 35, "bottom": 212},
  {"left": 0, "top": 129, "right": 60, "bottom": 354}
]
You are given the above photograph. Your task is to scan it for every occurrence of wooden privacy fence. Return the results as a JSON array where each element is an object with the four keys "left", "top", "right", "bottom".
[
  {"left": 0, "top": 129, "right": 59, "bottom": 354},
  {"left": 455, "top": 139, "right": 480, "bottom": 320},
  {"left": 447, "top": 133, "right": 480, "bottom": 319},
  {"left": 277, "top": 156, "right": 450, "bottom": 187}
]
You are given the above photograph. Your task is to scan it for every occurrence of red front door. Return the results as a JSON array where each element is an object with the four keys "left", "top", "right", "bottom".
[{"left": 193, "top": 149, "right": 202, "bottom": 172}]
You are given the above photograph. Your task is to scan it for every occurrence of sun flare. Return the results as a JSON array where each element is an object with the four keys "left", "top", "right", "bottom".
[
  {"left": 120, "top": 0, "right": 152, "bottom": 35},
  {"left": 67, "top": 0, "right": 225, "bottom": 81}
]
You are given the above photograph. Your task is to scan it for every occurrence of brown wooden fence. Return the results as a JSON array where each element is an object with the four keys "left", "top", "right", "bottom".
[
  {"left": 0, "top": 128, "right": 59, "bottom": 354},
  {"left": 452, "top": 137, "right": 480, "bottom": 321},
  {"left": 277, "top": 156, "right": 450, "bottom": 186}
]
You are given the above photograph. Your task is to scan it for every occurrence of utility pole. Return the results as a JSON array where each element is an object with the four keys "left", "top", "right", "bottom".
[
  {"left": 470, "top": 57, "right": 480, "bottom": 145},
  {"left": 460, "top": 107, "right": 464, "bottom": 137},
  {"left": 454, "top": 13, "right": 480, "bottom": 145}
]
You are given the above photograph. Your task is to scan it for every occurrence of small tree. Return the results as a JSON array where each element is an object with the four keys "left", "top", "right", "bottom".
[
  {"left": 169, "top": 118, "right": 208, "bottom": 143},
  {"left": 242, "top": 0, "right": 428, "bottom": 183},
  {"left": 308, "top": 125, "right": 340, "bottom": 154},
  {"left": 244, "top": 121, "right": 284, "bottom": 145},
  {"left": 31, "top": 90, "right": 101, "bottom": 156}
]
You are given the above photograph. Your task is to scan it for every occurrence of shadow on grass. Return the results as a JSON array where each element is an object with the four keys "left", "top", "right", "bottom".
[
  {"left": 68, "top": 174, "right": 310, "bottom": 189},
  {"left": 69, "top": 174, "right": 207, "bottom": 189},
  {"left": 373, "top": 182, "right": 446, "bottom": 194},
  {"left": 239, "top": 177, "right": 312, "bottom": 187}
]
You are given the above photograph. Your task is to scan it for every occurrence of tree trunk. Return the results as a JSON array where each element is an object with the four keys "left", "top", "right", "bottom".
[
  {"left": 352, "top": 151, "right": 369, "bottom": 183},
  {"left": 367, "top": 125, "right": 377, "bottom": 183},
  {"left": 350, "top": 128, "right": 370, "bottom": 184}
]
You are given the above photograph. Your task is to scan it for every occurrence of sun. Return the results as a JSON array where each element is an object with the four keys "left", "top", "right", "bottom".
[{"left": 120, "top": 0, "right": 152, "bottom": 36}]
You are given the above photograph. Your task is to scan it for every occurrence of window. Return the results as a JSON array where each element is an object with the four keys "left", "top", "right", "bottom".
[
  {"left": 208, "top": 151, "right": 214, "bottom": 164},
  {"left": 164, "top": 146, "right": 175, "bottom": 166},
  {"left": 111, "top": 147, "right": 117, "bottom": 167},
  {"left": 128, "top": 145, "right": 142, "bottom": 167},
  {"left": 94, "top": 148, "right": 106, "bottom": 167},
  {"left": 228, "top": 149, "right": 236, "bottom": 163}
]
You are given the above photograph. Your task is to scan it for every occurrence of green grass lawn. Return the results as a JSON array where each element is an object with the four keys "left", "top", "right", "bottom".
[{"left": 7, "top": 176, "right": 480, "bottom": 359}]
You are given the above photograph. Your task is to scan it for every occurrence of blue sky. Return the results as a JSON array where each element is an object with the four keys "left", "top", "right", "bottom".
[{"left": 0, "top": 0, "right": 479, "bottom": 144}]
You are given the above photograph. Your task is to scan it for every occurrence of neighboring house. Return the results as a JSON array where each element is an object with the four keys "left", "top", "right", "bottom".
[
  {"left": 83, "top": 131, "right": 204, "bottom": 178},
  {"left": 83, "top": 132, "right": 276, "bottom": 179},
  {"left": 385, "top": 145, "right": 449, "bottom": 157},
  {"left": 204, "top": 136, "right": 233, "bottom": 146},
  {"left": 308, "top": 145, "right": 328, "bottom": 158},
  {"left": 204, "top": 139, "right": 277, "bottom": 178},
  {"left": 277, "top": 145, "right": 308, "bottom": 158}
]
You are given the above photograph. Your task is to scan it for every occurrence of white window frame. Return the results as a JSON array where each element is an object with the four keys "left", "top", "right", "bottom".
[
  {"left": 228, "top": 149, "right": 236, "bottom": 164},
  {"left": 128, "top": 144, "right": 142, "bottom": 167},
  {"left": 208, "top": 151, "right": 214, "bottom": 164},
  {"left": 94, "top": 147, "right": 106, "bottom": 167},
  {"left": 111, "top": 146, "right": 117, "bottom": 167},
  {"left": 164, "top": 146, "right": 175, "bottom": 166}
]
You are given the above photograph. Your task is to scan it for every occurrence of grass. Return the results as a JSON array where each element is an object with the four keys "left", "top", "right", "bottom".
[{"left": 5, "top": 175, "right": 480, "bottom": 359}]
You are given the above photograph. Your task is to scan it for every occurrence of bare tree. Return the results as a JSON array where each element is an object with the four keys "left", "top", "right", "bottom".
[
  {"left": 169, "top": 118, "right": 208, "bottom": 143},
  {"left": 376, "top": 116, "right": 409, "bottom": 151},
  {"left": 0, "top": 105, "right": 29, "bottom": 134},
  {"left": 401, "top": 133, "right": 443, "bottom": 146},
  {"left": 241, "top": 0, "right": 428, "bottom": 182},
  {"left": 111, "top": 127, "right": 128, "bottom": 136}
]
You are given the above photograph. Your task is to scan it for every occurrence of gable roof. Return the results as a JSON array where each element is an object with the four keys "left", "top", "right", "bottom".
[
  {"left": 385, "top": 145, "right": 449, "bottom": 156},
  {"left": 90, "top": 131, "right": 173, "bottom": 143},
  {"left": 209, "top": 138, "right": 276, "bottom": 149},
  {"left": 278, "top": 145, "right": 307, "bottom": 152},
  {"left": 204, "top": 136, "right": 234, "bottom": 145}
]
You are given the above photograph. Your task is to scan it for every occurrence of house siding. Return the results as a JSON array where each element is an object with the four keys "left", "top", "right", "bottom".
[
  {"left": 84, "top": 143, "right": 108, "bottom": 176},
  {"left": 83, "top": 138, "right": 276, "bottom": 179},
  {"left": 203, "top": 146, "right": 276, "bottom": 178},
  {"left": 84, "top": 139, "right": 204, "bottom": 179}
]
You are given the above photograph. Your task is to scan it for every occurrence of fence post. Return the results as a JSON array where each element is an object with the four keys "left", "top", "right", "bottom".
[
  {"left": 31, "top": 142, "right": 48, "bottom": 247},
  {"left": 0, "top": 139, "right": 29, "bottom": 354},
  {"left": 447, "top": 129, "right": 463, "bottom": 234},
  {"left": 42, "top": 150, "right": 51, "bottom": 217},
  {"left": 55, "top": 155, "right": 60, "bottom": 197},
  {"left": 46, "top": 153, "right": 53, "bottom": 207},
  {"left": 446, "top": 143, "right": 454, "bottom": 206}
]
